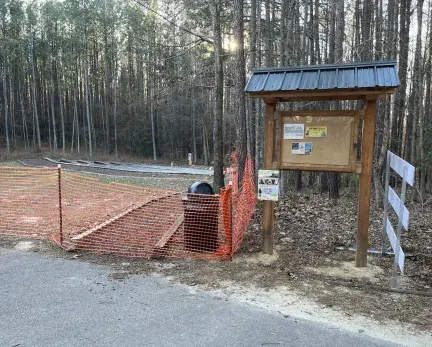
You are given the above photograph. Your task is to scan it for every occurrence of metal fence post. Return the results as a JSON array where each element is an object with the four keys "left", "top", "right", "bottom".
[
  {"left": 58, "top": 164, "right": 63, "bottom": 246},
  {"left": 382, "top": 151, "right": 391, "bottom": 254},
  {"left": 391, "top": 166, "right": 408, "bottom": 289}
]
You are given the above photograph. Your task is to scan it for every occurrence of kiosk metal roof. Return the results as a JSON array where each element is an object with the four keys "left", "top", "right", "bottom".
[{"left": 245, "top": 61, "right": 399, "bottom": 95}]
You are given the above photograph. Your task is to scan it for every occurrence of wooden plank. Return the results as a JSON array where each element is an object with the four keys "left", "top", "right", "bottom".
[
  {"left": 262, "top": 102, "right": 276, "bottom": 255},
  {"left": 154, "top": 214, "right": 185, "bottom": 248},
  {"left": 277, "top": 95, "right": 387, "bottom": 102},
  {"left": 356, "top": 99, "right": 377, "bottom": 267},
  {"left": 385, "top": 219, "right": 405, "bottom": 272},
  {"left": 279, "top": 163, "right": 357, "bottom": 173},
  {"left": 388, "top": 187, "right": 410, "bottom": 230},
  {"left": 279, "top": 110, "right": 360, "bottom": 118},
  {"left": 71, "top": 202, "right": 151, "bottom": 241},
  {"left": 388, "top": 151, "right": 415, "bottom": 186},
  {"left": 276, "top": 112, "right": 282, "bottom": 168},
  {"left": 249, "top": 87, "right": 396, "bottom": 101},
  {"left": 351, "top": 112, "right": 360, "bottom": 172}
]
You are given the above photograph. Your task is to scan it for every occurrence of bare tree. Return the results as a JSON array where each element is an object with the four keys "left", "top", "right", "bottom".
[
  {"left": 234, "top": 0, "right": 247, "bottom": 187},
  {"left": 210, "top": 0, "right": 224, "bottom": 193}
]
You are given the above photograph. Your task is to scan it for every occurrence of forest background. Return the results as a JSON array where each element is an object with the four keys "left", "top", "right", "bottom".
[{"left": 0, "top": 0, "right": 431, "bottom": 200}]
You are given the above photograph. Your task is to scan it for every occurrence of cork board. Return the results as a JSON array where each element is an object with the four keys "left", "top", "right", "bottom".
[{"left": 278, "top": 110, "right": 360, "bottom": 172}]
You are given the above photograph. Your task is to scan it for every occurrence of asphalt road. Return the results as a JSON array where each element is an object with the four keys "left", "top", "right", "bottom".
[{"left": 0, "top": 249, "right": 401, "bottom": 347}]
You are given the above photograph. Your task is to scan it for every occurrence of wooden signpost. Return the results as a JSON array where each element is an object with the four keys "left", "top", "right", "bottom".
[{"left": 245, "top": 61, "right": 399, "bottom": 267}]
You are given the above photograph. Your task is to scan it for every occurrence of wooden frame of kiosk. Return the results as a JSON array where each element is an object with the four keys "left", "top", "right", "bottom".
[{"left": 245, "top": 61, "right": 399, "bottom": 267}]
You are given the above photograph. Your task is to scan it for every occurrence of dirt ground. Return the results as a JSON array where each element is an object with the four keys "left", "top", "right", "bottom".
[{"left": 1, "top": 158, "right": 432, "bottom": 345}]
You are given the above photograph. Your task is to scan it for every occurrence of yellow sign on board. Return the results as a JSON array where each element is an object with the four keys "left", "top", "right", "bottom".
[{"left": 305, "top": 126, "right": 327, "bottom": 138}]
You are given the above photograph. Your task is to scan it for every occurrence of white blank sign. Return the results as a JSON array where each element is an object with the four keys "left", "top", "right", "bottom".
[
  {"left": 388, "top": 187, "right": 410, "bottom": 230},
  {"left": 386, "top": 219, "right": 405, "bottom": 272},
  {"left": 389, "top": 152, "right": 415, "bottom": 186}
]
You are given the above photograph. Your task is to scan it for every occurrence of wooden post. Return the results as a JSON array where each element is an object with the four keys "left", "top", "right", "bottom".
[
  {"left": 262, "top": 102, "right": 276, "bottom": 254},
  {"left": 356, "top": 99, "right": 377, "bottom": 267}
]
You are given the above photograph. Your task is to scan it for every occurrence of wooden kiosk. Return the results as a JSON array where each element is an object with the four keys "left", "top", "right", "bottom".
[{"left": 245, "top": 61, "right": 399, "bottom": 267}]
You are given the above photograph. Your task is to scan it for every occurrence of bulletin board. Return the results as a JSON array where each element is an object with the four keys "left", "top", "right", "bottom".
[{"left": 278, "top": 110, "right": 360, "bottom": 172}]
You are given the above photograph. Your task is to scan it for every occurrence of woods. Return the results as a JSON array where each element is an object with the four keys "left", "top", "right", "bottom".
[{"left": 1, "top": 0, "right": 432, "bottom": 197}]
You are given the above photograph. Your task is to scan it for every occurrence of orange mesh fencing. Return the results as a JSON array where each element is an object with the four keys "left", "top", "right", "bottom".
[
  {"left": 0, "top": 154, "right": 257, "bottom": 260},
  {"left": 229, "top": 153, "right": 258, "bottom": 253},
  {"left": 0, "top": 166, "right": 59, "bottom": 239}
]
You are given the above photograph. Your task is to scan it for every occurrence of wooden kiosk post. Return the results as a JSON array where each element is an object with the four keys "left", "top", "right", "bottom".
[
  {"left": 245, "top": 61, "right": 399, "bottom": 266},
  {"left": 356, "top": 99, "right": 377, "bottom": 267},
  {"left": 262, "top": 101, "right": 276, "bottom": 254}
]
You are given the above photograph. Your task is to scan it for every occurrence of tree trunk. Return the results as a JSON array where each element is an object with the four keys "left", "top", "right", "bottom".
[
  {"left": 409, "top": 0, "right": 424, "bottom": 201},
  {"left": 50, "top": 84, "right": 58, "bottom": 152},
  {"left": 210, "top": 1, "right": 224, "bottom": 193},
  {"left": 18, "top": 79, "right": 29, "bottom": 150},
  {"left": 1, "top": 15, "right": 9, "bottom": 152},
  {"left": 30, "top": 34, "right": 41, "bottom": 151},
  {"left": 234, "top": 0, "right": 248, "bottom": 187},
  {"left": 422, "top": 4, "right": 432, "bottom": 196},
  {"left": 255, "top": 0, "right": 262, "bottom": 180},
  {"left": 59, "top": 79, "right": 65, "bottom": 154},
  {"left": 326, "top": 0, "right": 344, "bottom": 199},
  {"left": 84, "top": 27, "right": 92, "bottom": 157},
  {"left": 391, "top": 0, "right": 411, "bottom": 155}
]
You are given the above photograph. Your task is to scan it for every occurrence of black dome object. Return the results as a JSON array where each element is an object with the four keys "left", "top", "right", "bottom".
[{"left": 188, "top": 181, "right": 214, "bottom": 195}]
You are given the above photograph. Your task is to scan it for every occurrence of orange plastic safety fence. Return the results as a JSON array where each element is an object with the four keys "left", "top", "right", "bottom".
[
  {"left": 229, "top": 153, "right": 258, "bottom": 253},
  {"left": 0, "top": 166, "right": 59, "bottom": 239},
  {"left": 0, "top": 154, "right": 257, "bottom": 260}
]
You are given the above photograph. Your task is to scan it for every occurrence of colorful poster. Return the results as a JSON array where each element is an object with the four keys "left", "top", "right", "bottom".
[
  {"left": 284, "top": 124, "right": 304, "bottom": 139},
  {"left": 292, "top": 142, "right": 313, "bottom": 155},
  {"left": 258, "top": 170, "right": 279, "bottom": 201},
  {"left": 305, "top": 126, "right": 327, "bottom": 138}
]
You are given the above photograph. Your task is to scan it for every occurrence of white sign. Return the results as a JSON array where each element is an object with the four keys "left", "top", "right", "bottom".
[
  {"left": 258, "top": 170, "right": 279, "bottom": 201},
  {"left": 188, "top": 153, "right": 192, "bottom": 165},
  {"left": 388, "top": 152, "right": 415, "bottom": 186},
  {"left": 284, "top": 124, "right": 304, "bottom": 139},
  {"left": 291, "top": 142, "right": 312, "bottom": 155},
  {"left": 385, "top": 219, "right": 405, "bottom": 272},
  {"left": 382, "top": 151, "right": 415, "bottom": 287}
]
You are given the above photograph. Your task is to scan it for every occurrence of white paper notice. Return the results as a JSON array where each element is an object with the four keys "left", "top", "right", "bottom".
[
  {"left": 258, "top": 170, "right": 279, "bottom": 201},
  {"left": 284, "top": 124, "right": 304, "bottom": 139},
  {"left": 292, "top": 142, "right": 313, "bottom": 155}
]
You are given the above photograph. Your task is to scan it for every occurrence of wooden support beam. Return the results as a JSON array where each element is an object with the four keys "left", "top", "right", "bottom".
[
  {"left": 154, "top": 214, "right": 184, "bottom": 248},
  {"left": 356, "top": 99, "right": 377, "bottom": 267},
  {"left": 248, "top": 88, "right": 396, "bottom": 101},
  {"left": 71, "top": 203, "right": 148, "bottom": 241},
  {"left": 262, "top": 102, "right": 276, "bottom": 255}
]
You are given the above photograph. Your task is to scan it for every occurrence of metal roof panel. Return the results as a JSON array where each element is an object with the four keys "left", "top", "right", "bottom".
[
  {"left": 388, "top": 67, "right": 400, "bottom": 86},
  {"left": 318, "top": 70, "right": 337, "bottom": 89},
  {"left": 357, "top": 67, "right": 376, "bottom": 88},
  {"left": 281, "top": 72, "right": 302, "bottom": 90},
  {"left": 339, "top": 68, "right": 356, "bottom": 88},
  {"left": 299, "top": 71, "right": 319, "bottom": 89},
  {"left": 264, "top": 72, "right": 285, "bottom": 91},
  {"left": 246, "top": 73, "right": 268, "bottom": 92}
]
